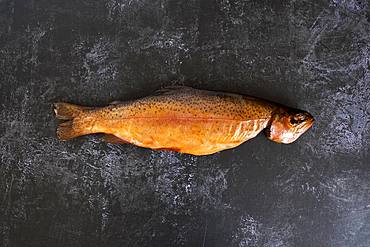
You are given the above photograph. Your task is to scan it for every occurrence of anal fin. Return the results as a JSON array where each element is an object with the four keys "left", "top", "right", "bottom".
[
  {"left": 155, "top": 147, "right": 181, "bottom": 152},
  {"left": 102, "top": 134, "right": 129, "bottom": 144}
]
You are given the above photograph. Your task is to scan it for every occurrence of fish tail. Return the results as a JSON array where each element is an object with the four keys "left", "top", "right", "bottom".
[
  {"left": 54, "top": 102, "right": 86, "bottom": 120},
  {"left": 54, "top": 103, "right": 94, "bottom": 140}
]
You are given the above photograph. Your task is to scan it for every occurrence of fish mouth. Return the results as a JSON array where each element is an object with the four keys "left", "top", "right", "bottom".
[
  {"left": 302, "top": 111, "right": 315, "bottom": 128},
  {"left": 297, "top": 117, "right": 314, "bottom": 136},
  {"left": 306, "top": 116, "right": 315, "bottom": 128}
]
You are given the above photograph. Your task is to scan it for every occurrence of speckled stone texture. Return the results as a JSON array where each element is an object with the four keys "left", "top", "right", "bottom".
[{"left": 0, "top": 0, "right": 369, "bottom": 246}]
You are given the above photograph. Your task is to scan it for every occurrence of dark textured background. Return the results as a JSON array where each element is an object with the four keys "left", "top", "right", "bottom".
[{"left": 0, "top": 0, "right": 369, "bottom": 246}]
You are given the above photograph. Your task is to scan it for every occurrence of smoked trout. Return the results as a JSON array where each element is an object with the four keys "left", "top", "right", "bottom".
[{"left": 54, "top": 86, "right": 314, "bottom": 155}]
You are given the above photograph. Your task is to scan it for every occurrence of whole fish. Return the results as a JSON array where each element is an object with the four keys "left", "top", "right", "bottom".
[{"left": 54, "top": 86, "right": 314, "bottom": 155}]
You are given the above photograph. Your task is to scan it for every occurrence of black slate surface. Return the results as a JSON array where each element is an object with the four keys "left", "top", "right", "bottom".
[{"left": 1, "top": 0, "right": 369, "bottom": 246}]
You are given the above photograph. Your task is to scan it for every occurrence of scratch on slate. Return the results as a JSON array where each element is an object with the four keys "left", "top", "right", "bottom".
[{"left": 202, "top": 218, "right": 208, "bottom": 247}]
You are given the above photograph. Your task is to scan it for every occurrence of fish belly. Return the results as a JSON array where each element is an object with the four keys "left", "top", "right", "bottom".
[{"left": 110, "top": 118, "right": 268, "bottom": 155}]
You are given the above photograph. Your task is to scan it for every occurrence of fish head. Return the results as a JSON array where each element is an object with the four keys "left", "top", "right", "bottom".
[{"left": 265, "top": 108, "right": 314, "bottom": 144}]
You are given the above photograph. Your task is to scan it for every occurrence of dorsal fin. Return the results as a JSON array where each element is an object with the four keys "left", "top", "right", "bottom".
[
  {"left": 109, "top": 101, "right": 124, "bottom": 105},
  {"left": 153, "top": 86, "right": 194, "bottom": 96}
]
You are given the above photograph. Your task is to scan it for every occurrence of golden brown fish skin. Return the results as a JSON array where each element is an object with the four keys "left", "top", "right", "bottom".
[
  {"left": 54, "top": 87, "right": 314, "bottom": 155},
  {"left": 88, "top": 88, "right": 277, "bottom": 155}
]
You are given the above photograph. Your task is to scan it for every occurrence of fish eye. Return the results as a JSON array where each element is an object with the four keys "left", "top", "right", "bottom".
[
  {"left": 290, "top": 114, "right": 306, "bottom": 125},
  {"left": 290, "top": 118, "right": 299, "bottom": 125}
]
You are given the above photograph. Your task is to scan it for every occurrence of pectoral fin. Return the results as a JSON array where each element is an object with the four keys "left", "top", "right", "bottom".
[{"left": 102, "top": 134, "right": 129, "bottom": 144}]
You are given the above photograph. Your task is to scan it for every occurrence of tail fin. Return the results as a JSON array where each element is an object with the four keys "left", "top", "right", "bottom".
[
  {"left": 54, "top": 103, "right": 93, "bottom": 140},
  {"left": 54, "top": 103, "right": 85, "bottom": 120}
]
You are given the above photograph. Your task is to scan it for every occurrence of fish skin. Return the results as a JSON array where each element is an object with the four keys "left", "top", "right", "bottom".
[{"left": 54, "top": 87, "right": 314, "bottom": 155}]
